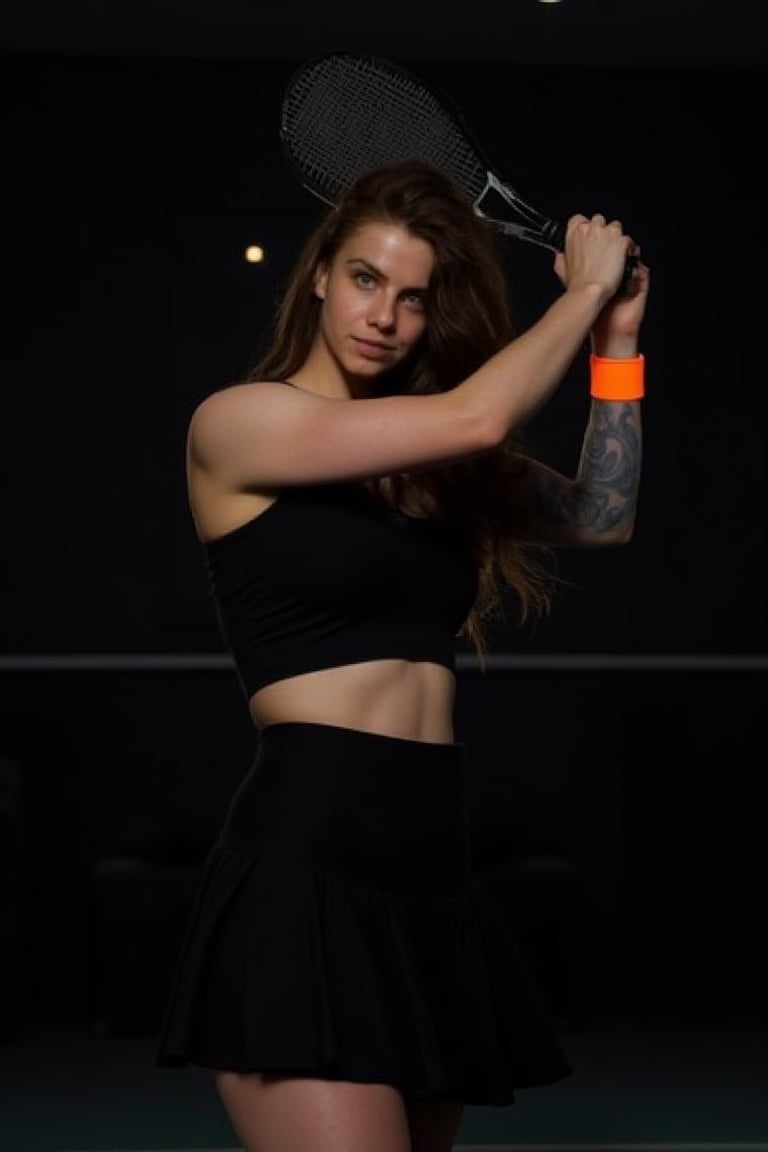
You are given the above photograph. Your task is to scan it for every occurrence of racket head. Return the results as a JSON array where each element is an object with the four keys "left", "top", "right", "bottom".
[
  {"left": 279, "top": 49, "right": 494, "bottom": 209},
  {"left": 279, "top": 47, "right": 638, "bottom": 294}
]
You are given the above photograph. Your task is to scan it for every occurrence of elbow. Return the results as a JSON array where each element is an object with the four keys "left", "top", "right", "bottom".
[
  {"left": 606, "top": 516, "right": 637, "bottom": 547},
  {"left": 617, "top": 501, "right": 640, "bottom": 545},
  {"left": 585, "top": 508, "right": 637, "bottom": 548},
  {"left": 469, "top": 407, "right": 509, "bottom": 454},
  {"left": 601, "top": 488, "right": 639, "bottom": 546},
  {"left": 570, "top": 485, "right": 638, "bottom": 547},
  {"left": 443, "top": 389, "right": 510, "bottom": 455}
]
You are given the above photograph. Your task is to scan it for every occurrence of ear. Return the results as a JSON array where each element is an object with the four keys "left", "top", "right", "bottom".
[{"left": 314, "top": 264, "right": 328, "bottom": 300}]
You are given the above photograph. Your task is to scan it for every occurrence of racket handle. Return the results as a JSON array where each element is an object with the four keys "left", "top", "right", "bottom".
[
  {"left": 619, "top": 253, "right": 638, "bottom": 298},
  {"left": 551, "top": 220, "right": 637, "bottom": 299}
]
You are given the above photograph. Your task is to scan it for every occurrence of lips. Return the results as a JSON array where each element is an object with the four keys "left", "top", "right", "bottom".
[{"left": 353, "top": 337, "right": 394, "bottom": 358}]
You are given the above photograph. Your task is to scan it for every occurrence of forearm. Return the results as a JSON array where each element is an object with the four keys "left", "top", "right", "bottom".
[
  {"left": 514, "top": 237, "right": 648, "bottom": 545},
  {"left": 572, "top": 398, "right": 643, "bottom": 540},
  {"left": 458, "top": 283, "right": 608, "bottom": 440}
]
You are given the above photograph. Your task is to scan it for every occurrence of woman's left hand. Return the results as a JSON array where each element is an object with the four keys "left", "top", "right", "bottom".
[
  {"left": 594, "top": 243, "right": 650, "bottom": 335},
  {"left": 555, "top": 238, "right": 651, "bottom": 358}
]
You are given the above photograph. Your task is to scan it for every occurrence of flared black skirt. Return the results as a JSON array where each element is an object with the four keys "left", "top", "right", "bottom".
[{"left": 156, "top": 722, "right": 572, "bottom": 1105}]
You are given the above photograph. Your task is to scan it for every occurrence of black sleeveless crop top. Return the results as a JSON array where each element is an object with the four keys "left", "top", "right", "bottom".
[{"left": 203, "top": 481, "right": 478, "bottom": 699}]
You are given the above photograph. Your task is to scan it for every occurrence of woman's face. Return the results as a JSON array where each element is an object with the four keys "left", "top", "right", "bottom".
[{"left": 313, "top": 221, "right": 433, "bottom": 387}]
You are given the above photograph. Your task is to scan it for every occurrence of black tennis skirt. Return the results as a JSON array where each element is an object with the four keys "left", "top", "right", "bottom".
[{"left": 156, "top": 721, "right": 572, "bottom": 1105}]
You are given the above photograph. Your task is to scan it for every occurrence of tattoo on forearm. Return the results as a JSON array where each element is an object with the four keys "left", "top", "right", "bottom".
[{"left": 538, "top": 402, "right": 642, "bottom": 532}]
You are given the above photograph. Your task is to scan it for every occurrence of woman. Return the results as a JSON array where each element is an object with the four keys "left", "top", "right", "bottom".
[{"left": 157, "top": 159, "right": 649, "bottom": 1152}]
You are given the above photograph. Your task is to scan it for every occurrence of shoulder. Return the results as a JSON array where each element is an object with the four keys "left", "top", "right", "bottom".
[
  {"left": 186, "top": 381, "right": 298, "bottom": 481},
  {"left": 193, "top": 379, "right": 295, "bottom": 419},
  {"left": 189, "top": 379, "right": 297, "bottom": 444}
]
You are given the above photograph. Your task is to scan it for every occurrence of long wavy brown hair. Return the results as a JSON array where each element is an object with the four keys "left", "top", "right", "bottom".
[{"left": 250, "top": 159, "right": 556, "bottom": 655}]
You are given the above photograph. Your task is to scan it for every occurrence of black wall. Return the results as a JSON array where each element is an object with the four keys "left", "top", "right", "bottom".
[{"left": 1, "top": 57, "right": 766, "bottom": 1032}]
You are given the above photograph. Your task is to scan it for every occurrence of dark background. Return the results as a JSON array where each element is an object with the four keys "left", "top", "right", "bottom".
[
  {"left": 1, "top": 56, "right": 766, "bottom": 657},
  {"left": 1, "top": 6, "right": 767, "bottom": 1052}
]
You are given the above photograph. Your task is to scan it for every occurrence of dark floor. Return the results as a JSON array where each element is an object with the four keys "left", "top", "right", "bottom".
[{"left": 1, "top": 1008, "right": 767, "bottom": 1152}]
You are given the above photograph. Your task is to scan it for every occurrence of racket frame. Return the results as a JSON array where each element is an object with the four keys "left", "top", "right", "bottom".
[{"left": 280, "top": 49, "right": 635, "bottom": 288}]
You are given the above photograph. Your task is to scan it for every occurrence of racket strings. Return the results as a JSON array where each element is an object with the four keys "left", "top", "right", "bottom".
[
  {"left": 283, "top": 56, "right": 489, "bottom": 203},
  {"left": 281, "top": 53, "right": 560, "bottom": 248}
]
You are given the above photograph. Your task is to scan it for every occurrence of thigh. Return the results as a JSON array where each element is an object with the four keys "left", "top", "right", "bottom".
[
  {"left": 406, "top": 1097, "right": 465, "bottom": 1152},
  {"left": 213, "top": 1071, "right": 412, "bottom": 1152}
]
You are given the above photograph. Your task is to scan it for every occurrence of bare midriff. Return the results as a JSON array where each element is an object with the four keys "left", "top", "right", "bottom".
[{"left": 248, "top": 658, "right": 457, "bottom": 745}]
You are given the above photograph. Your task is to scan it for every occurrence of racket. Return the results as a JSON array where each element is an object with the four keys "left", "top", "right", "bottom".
[{"left": 280, "top": 50, "right": 636, "bottom": 295}]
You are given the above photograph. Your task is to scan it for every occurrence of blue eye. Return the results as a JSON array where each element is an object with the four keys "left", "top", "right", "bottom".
[{"left": 403, "top": 292, "right": 426, "bottom": 310}]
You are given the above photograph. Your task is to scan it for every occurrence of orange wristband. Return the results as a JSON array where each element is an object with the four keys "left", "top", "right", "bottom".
[{"left": 590, "top": 354, "right": 645, "bottom": 400}]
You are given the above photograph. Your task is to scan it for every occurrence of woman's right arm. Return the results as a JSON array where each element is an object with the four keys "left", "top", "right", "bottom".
[{"left": 190, "top": 215, "right": 630, "bottom": 491}]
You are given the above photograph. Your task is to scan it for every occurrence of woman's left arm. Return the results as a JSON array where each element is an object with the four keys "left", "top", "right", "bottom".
[
  {"left": 510, "top": 244, "right": 650, "bottom": 548},
  {"left": 510, "top": 396, "right": 642, "bottom": 547}
]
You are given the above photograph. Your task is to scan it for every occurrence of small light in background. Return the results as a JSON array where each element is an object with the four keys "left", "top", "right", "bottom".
[
  {"left": 537, "top": 0, "right": 564, "bottom": 4},
  {"left": 244, "top": 245, "right": 265, "bottom": 264}
]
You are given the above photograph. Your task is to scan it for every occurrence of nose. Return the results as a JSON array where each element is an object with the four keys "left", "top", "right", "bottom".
[{"left": 368, "top": 293, "right": 397, "bottom": 332}]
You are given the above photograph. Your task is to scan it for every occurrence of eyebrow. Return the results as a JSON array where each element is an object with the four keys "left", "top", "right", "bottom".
[{"left": 344, "top": 257, "right": 429, "bottom": 293}]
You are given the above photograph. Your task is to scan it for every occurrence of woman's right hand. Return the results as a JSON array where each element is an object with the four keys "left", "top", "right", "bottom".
[{"left": 553, "top": 213, "right": 632, "bottom": 302}]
